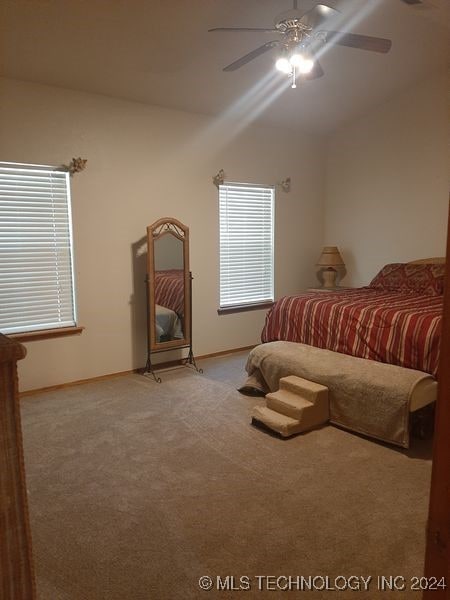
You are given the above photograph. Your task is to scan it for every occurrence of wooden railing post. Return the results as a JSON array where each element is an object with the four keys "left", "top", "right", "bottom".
[{"left": 0, "top": 334, "right": 35, "bottom": 599}]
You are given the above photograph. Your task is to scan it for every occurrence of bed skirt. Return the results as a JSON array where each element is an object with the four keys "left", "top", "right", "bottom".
[{"left": 240, "top": 342, "right": 437, "bottom": 447}]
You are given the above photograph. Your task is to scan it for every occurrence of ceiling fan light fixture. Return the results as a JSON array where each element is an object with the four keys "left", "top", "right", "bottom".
[
  {"left": 275, "top": 57, "right": 292, "bottom": 73},
  {"left": 289, "top": 52, "right": 304, "bottom": 67},
  {"left": 298, "top": 57, "right": 314, "bottom": 74},
  {"left": 289, "top": 51, "right": 315, "bottom": 73}
]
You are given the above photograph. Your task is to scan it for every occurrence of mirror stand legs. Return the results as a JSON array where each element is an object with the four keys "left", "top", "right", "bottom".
[
  {"left": 185, "top": 348, "right": 203, "bottom": 374},
  {"left": 143, "top": 347, "right": 203, "bottom": 383},
  {"left": 143, "top": 356, "right": 162, "bottom": 383}
]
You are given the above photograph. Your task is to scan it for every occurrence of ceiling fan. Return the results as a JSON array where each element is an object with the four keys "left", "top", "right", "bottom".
[{"left": 209, "top": 0, "right": 394, "bottom": 88}]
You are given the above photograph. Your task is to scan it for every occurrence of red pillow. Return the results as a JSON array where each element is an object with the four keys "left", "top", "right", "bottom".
[{"left": 369, "top": 263, "right": 445, "bottom": 296}]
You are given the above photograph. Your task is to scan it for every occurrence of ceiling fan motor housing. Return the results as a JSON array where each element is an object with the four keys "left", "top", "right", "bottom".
[{"left": 276, "top": 18, "right": 311, "bottom": 33}]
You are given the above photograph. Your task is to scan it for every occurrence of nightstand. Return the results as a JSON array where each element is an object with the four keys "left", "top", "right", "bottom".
[{"left": 307, "top": 286, "right": 352, "bottom": 292}]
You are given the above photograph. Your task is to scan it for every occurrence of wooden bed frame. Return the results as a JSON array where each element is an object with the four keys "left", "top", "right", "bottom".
[
  {"left": 408, "top": 257, "right": 445, "bottom": 264},
  {"left": 407, "top": 258, "right": 445, "bottom": 436}
]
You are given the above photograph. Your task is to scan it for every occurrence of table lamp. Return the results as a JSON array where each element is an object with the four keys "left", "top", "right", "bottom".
[{"left": 316, "top": 246, "right": 345, "bottom": 288}]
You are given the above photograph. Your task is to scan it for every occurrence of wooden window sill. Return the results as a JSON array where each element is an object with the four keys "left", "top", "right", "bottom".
[
  {"left": 9, "top": 326, "right": 84, "bottom": 342},
  {"left": 218, "top": 301, "right": 274, "bottom": 315}
]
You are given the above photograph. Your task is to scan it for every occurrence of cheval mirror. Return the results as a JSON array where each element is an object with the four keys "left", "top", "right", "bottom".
[{"left": 144, "top": 217, "right": 201, "bottom": 382}]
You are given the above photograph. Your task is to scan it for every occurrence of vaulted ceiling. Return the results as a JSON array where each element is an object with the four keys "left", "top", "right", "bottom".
[{"left": 1, "top": 0, "right": 448, "bottom": 134}]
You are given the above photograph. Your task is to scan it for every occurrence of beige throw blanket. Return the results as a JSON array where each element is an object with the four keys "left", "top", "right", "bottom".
[{"left": 242, "top": 342, "right": 434, "bottom": 447}]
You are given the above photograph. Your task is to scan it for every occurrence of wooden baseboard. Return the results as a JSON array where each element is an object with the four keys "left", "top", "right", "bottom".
[
  {"left": 194, "top": 345, "right": 255, "bottom": 361},
  {"left": 19, "top": 345, "right": 256, "bottom": 397},
  {"left": 19, "top": 369, "right": 136, "bottom": 397}
]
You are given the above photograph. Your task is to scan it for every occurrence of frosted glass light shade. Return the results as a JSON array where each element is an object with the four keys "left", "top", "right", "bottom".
[
  {"left": 298, "top": 58, "right": 314, "bottom": 74},
  {"left": 275, "top": 57, "right": 291, "bottom": 73}
]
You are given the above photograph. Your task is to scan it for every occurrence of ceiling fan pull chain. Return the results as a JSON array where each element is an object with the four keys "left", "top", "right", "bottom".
[{"left": 291, "top": 64, "right": 297, "bottom": 88}]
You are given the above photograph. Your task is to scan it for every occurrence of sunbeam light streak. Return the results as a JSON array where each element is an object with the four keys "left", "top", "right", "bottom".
[{"left": 178, "top": 70, "right": 291, "bottom": 161}]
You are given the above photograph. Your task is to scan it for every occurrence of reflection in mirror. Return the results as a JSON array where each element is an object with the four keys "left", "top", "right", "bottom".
[
  {"left": 154, "top": 234, "right": 185, "bottom": 342},
  {"left": 154, "top": 234, "right": 183, "bottom": 270}
]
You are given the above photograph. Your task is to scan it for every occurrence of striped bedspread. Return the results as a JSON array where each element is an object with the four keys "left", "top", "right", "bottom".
[
  {"left": 261, "top": 288, "right": 443, "bottom": 376},
  {"left": 154, "top": 270, "right": 184, "bottom": 316}
]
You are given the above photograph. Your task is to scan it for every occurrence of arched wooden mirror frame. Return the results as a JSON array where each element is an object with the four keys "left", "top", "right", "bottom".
[{"left": 146, "top": 217, "right": 191, "bottom": 354}]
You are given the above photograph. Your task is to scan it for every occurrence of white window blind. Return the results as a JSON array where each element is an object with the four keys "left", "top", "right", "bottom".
[
  {"left": 0, "top": 162, "right": 77, "bottom": 334},
  {"left": 219, "top": 182, "right": 274, "bottom": 308}
]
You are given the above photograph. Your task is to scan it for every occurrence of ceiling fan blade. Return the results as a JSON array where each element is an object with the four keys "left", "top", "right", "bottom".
[
  {"left": 322, "top": 31, "right": 392, "bottom": 53},
  {"left": 301, "top": 59, "right": 324, "bottom": 80},
  {"left": 399, "top": 0, "right": 438, "bottom": 12},
  {"left": 209, "top": 27, "right": 278, "bottom": 33},
  {"left": 223, "top": 41, "right": 279, "bottom": 71},
  {"left": 300, "top": 4, "right": 340, "bottom": 29}
]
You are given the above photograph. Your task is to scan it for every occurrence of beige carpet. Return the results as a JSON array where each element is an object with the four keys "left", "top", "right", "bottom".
[{"left": 20, "top": 353, "right": 433, "bottom": 600}]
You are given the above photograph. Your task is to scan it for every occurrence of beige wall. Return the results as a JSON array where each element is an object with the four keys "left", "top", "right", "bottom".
[
  {"left": 325, "top": 73, "right": 449, "bottom": 287},
  {"left": 0, "top": 78, "right": 325, "bottom": 391}
]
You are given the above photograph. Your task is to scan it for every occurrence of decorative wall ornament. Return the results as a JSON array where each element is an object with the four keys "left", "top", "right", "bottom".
[
  {"left": 279, "top": 177, "right": 291, "bottom": 193},
  {"left": 64, "top": 157, "right": 88, "bottom": 176},
  {"left": 213, "top": 169, "right": 290, "bottom": 192},
  {"left": 212, "top": 169, "right": 225, "bottom": 187}
]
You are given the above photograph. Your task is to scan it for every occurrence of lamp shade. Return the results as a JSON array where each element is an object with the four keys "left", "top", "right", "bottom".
[{"left": 316, "top": 246, "right": 345, "bottom": 268}]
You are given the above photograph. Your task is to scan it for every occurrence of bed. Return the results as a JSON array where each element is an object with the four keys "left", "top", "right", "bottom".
[
  {"left": 242, "top": 259, "right": 445, "bottom": 447},
  {"left": 262, "top": 260, "right": 444, "bottom": 377},
  {"left": 154, "top": 269, "right": 185, "bottom": 316}
]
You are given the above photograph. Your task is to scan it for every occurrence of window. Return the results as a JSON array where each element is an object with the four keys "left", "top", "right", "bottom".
[
  {"left": 219, "top": 182, "right": 274, "bottom": 312},
  {"left": 0, "top": 162, "right": 78, "bottom": 336}
]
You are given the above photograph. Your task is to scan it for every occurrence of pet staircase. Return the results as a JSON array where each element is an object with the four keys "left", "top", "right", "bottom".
[{"left": 252, "top": 375, "right": 329, "bottom": 438}]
